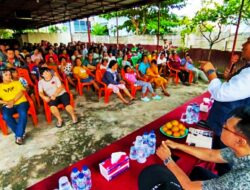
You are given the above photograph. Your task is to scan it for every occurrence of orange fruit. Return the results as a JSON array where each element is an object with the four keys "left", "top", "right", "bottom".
[
  {"left": 166, "top": 122, "right": 173, "bottom": 129},
  {"left": 166, "top": 130, "right": 173, "bottom": 136},
  {"left": 180, "top": 130, "right": 185, "bottom": 136},
  {"left": 163, "top": 126, "right": 168, "bottom": 131},
  {"left": 178, "top": 123, "right": 185, "bottom": 130},
  {"left": 173, "top": 132, "right": 181, "bottom": 137},
  {"left": 172, "top": 126, "right": 179, "bottom": 132},
  {"left": 171, "top": 120, "right": 179, "bottom": 126}
]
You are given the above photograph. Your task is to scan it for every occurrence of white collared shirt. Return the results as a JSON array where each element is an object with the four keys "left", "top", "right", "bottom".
[{"left": 208, "top": 67, "right": 250, "bottom": 102}]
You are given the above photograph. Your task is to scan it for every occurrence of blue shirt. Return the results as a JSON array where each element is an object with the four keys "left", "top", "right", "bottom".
[
  {"left": 181, "top": 58, "right": 195, "bottom": 70},
  {"left": 138, "top": 62, "right": 150, "bottom": 75},
  {"left": 202, "top": 148, "right": 250, "bottom": 190}
]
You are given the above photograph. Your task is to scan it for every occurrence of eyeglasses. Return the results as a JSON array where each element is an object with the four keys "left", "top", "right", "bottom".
[{"left": 222, "top": 124, "right": 247, "bottom": 140}]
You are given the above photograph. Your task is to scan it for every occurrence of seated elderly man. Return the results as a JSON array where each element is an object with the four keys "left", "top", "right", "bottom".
[
  {"left": 139, "top": 106, "right": 250, "bottom": 190},
  {"left": 200, "top": 38, "right": 250, "bottom": 140}
]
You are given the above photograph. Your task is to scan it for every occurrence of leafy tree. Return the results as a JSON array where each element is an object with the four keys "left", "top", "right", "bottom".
[
  {"left": 181, "top": 0, "right": 250, "bottom": 60},
  {"left": 48, "top": 25, "right": 67, "bottom": 33},
  {"left": 101, "top": 0, "right": 186, "bottom": 35},
  {"left": 0, "top": 29, "right": 14, "bottom": 39},
  {"left": 91, "top": 23, "right": 109, "bottom": 35}
]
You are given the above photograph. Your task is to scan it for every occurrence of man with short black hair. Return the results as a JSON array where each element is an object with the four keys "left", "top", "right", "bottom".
[
  {"left": 3, "top": 49, "right": 21, "bottom": 68},
  {"left": 139, "top": 106, "right": 250, "bottom": 190}
]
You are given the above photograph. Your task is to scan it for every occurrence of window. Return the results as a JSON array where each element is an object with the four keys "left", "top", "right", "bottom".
[{"left": 74, "top": 20, "right": 87, "bottom": 32}]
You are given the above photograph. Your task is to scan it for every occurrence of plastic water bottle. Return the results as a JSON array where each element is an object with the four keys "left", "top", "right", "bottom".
[
  {"left": 58, "top": 176, "right": 73, "bottom": 190},
  {"left": 148, "top": 131, "right": 156, "bottom": 155},
  {"left": 186, "top": 104, "right": 194, "bottom": 124},
  {"left": 134, "top": 136, "right": 146, "bottom": 163},
  {"left": 70, "top": 168, "right": 80, "bottom": 190},
  {"left": 129, "top": 145, "right": 137, "bottom": 160},
  {"left": 142, "top": 132, "right": 148, "bottom": 144},
  {"left": 142, "top": 132, "right": 150, "bottom": 157},
  {"left": 76, "top": 173, "right": 87, "bottom": 190},
  {"left": 192, "top": 103, "right": 200, "bottom": 123},
  {"left": 82, "top": 166, "right": 92, "bottom": 190}
]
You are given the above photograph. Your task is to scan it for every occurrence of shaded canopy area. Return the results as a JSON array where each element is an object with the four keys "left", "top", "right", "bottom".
[{"left": 0, "top": 0, "right": 164, "bottom": 30}]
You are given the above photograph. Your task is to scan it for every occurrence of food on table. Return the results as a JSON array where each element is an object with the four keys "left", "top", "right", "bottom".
[{"left": 162, "top": 120, "right": 187, "bottom": 137}]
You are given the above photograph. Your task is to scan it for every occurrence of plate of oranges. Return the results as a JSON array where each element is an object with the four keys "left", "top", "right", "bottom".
[{"left": 160, "top": 120, "right": 188, "bottom": 138}]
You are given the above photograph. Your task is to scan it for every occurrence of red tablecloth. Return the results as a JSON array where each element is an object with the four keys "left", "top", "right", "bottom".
[{"left": 28, "top": 91, "right": 211, "bottom": 190}]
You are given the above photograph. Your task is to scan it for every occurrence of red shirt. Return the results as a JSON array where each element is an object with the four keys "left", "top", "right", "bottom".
[{"left": 45, "top": 53, "right": 59, "bottom": 65}]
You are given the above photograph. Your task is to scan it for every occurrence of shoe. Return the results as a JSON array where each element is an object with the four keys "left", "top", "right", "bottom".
[
  {"left": 125, "top": 101, "right": 133, "bottom": 105},
  {"left": 15, "top": 138, "right": 23, "bottom": 145},
  {"left": 22, "top": 133, "right": 26, "bottom": 140},
  {"left": 141, "top": 97, "right": 151, "bottom": 102},
  {"left": 72, "top": 118, "right": 80, "bottom": 124},
  {"left": 152, "top": 95, "right": 162, "bottom": 100},
  {"left": 163, "top": 91, "right": 171, "bottom": 97},
  {"left": 56, "top": 121, "right": 64, "bottom": 128},
  {"left": 183, "top": 82, "right": 190, "bottom": 86}
]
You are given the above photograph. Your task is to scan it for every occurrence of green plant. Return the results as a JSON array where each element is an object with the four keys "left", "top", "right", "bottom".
[
  {"left": 0, "top": 29, "right": 14, "bottom": 39},
  {"left": 101, "top": 0, "right": 186, "bottom": 35},
  {"left": 91, "top": 23, "right": 108, "bottom": 35}
]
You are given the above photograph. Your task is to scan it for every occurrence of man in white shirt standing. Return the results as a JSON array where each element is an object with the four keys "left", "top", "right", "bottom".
[{"left": 200, "top": 38, "right": 250, "bottom": 141}]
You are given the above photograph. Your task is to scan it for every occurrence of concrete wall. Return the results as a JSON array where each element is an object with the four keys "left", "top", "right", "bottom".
[{"left": 21, "top": 32, "right": 250, "bottom": 51}]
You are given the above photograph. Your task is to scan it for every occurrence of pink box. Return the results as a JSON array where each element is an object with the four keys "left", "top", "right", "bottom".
[{"left": 99, "top": 155, "right": 130, "bottom": 181}]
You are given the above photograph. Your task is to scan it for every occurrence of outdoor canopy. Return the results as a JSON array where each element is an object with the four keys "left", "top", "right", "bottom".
[{"left": 0, "top": 0, "right": 165, "bottom": 30}]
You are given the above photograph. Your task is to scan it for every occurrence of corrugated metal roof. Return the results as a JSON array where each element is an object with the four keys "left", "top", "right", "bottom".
[{"left": 0, "top": 0, "right": 163, "bottom": 29}]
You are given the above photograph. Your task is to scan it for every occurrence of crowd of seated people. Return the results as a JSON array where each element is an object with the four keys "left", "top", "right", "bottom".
[{"left": 0, "top": 40, "right": 207, "bottom": 145}]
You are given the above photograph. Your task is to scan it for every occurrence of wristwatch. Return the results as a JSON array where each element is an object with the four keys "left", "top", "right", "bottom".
[
  {"left": 163, "top": 157, "right": 173, "bottom": 165},
  {"left": 207, "top": 69, "right": 215, "bottom": 76}
]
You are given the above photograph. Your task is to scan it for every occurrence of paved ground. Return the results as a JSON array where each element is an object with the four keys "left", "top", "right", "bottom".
[{"left": 0, "top": 82, "right": 208, "bottom": 190}]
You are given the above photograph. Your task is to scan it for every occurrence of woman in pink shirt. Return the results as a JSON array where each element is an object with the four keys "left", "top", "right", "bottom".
[{"left": 124, "top": 65, "right": 161, "bottom": 102}]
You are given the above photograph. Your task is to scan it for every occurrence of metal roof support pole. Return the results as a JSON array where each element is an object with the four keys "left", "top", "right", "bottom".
[
  {"left": 87, "top": 17, "right": 91, "bottom": 45},
  {"left": 116, "top": 11, "right": 119, "bottom": 47},
  {"left": 230, "top": 0, "right": 245, "bottom": 63},
  {"left": 69, "top": 20, "right": 73, "bottom": 43},
  {"left": 157, "top": 1, "right": 160, "bottom": 54}
]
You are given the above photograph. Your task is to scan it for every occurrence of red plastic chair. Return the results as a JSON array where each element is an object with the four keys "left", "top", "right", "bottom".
[
  {"left": 121, "top": 68, "right": 141, "bottom": 97},
  {"left": 43, "top": 90, "right": 74, "bottom": 124},
  {"left": 167, "top": 61, "right": 180, "bottom": 85},
  {"left": 95, "top": 69, "right": 113, "bottom": 104},
  {"left": 0, "top": 113, "right": 8, "bottom": 135},
  {"left": 17, "top": 68, "right": 41, "bottom": 107},
  {"left": 167, "top": 62, "right": 193, "bottom": 85},
  {"left": 0, "top": 91, "right": 38, "bottom": 135},
  {"left": 73, "top": 67, "right": 98, "bottom": 96}
]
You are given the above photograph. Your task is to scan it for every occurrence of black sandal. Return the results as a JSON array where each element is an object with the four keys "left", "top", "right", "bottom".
[
  {"left": 72, "top": 118, "right": 80, "bottom": 124},
  {"left": 15, "top": 138, "right": 23, "bottom": 145},
  {"left": 56, "top": 121, "right": 64, "bottom": 128}
]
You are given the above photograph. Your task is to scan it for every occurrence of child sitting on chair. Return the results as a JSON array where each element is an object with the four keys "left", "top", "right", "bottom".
[{"left": 124, "top": 65, "right": 161, "bottom": 102}]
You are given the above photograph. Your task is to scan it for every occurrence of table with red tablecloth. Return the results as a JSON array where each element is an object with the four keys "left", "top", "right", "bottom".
[{"left": 28, "top": 91, "right": 212, "bottom": 190}]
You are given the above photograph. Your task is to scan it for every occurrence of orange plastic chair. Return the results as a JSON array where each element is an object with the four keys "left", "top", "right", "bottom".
[
  {"left": 73, "top": 72, "right": 93, "bottom": 96},
  {"left": 121, "top": 68, "right": 141, "bottom": 97},
  {"left": 167, "top": 61, "right": 180, "bottom": 85},
  {"left": 167, "top": 61, "right": 194, "bottom": 85},
  {"left": 43, "top": 90, "right": 74, "bottom": 124},
  {"left": 0, "top": 91, "right": 38, "bottom": 135},
  {"left": 0, "top": 113, "right": 8, "bottom": 135},
  {"left": 95, "top": 69, "right": 113, "bottom": 103},
  {"left": 17, "top": 68, "right": 41, "bottom": 107}
]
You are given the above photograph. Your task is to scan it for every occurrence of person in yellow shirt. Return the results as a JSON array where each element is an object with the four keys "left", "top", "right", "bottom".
[
  {"left": 0, "top": 68, "right": 29, "bottom": 145},
  {"left": 147, "top": 59, "right": 170, "bottom": 96},
  {"left": 73, "top": 57, "right": 100, "bottom": 92}
]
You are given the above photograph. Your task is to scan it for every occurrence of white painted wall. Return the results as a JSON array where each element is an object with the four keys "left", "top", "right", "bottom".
[{"left": 21, "top": 32, "right": 250, "bottom": 51}]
